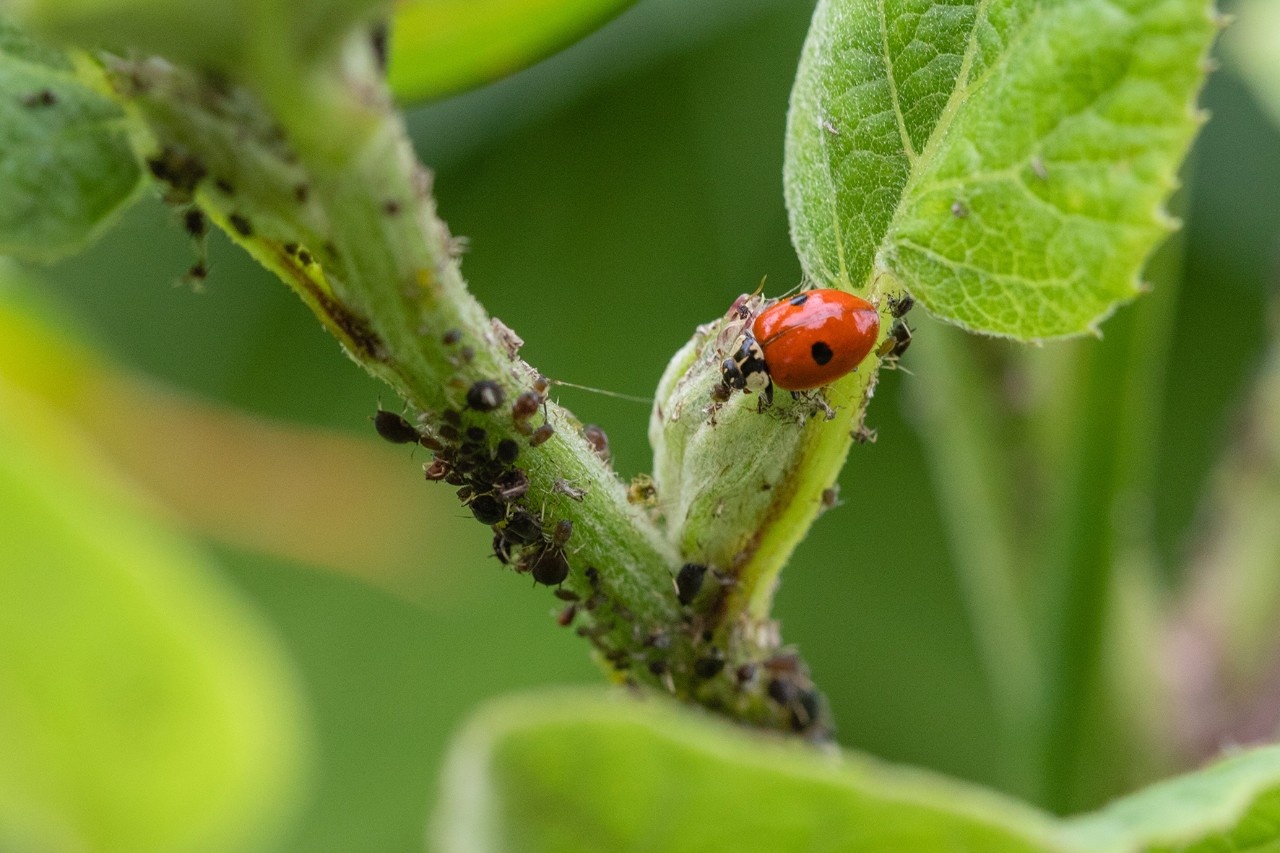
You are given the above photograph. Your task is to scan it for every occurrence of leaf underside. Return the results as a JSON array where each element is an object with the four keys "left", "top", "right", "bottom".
[
  {"left": 784, "top": 0, "right": 1217, "bottom": 340},
  {"left": 0, "top": 21, "right": 141, "bottom": 262}
]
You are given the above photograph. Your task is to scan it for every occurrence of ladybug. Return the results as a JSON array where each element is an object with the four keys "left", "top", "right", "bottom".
[{"left": 721, "top": 289, "right": 880, "bottom": 405}]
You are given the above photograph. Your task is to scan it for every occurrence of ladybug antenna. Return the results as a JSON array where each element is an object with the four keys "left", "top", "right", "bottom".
[{"left": 548, "top": 379, "right": 653, "bottom": 405}]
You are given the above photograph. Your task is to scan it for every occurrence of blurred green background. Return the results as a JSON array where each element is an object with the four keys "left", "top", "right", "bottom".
[{"left": 13, "top": 0, "right": 1279, "bottom": 848}]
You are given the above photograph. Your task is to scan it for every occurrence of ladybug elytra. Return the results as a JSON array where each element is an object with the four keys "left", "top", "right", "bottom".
[{"left": 720, "top": 289, "right": 881, "bottom": 406}]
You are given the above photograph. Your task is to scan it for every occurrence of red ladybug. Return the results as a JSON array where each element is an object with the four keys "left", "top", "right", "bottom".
[{"left": 720, "top": 289, "right": 880, "bottom": 406}]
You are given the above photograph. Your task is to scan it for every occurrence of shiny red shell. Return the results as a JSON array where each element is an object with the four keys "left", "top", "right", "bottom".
[{"left": 751, "top": 289, "right": 880, "bottom": 390}]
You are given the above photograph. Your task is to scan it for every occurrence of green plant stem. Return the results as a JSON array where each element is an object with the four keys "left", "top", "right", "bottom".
[
  {"left": 112, "top": 47, "right": 695, "bottom": 691},
  {"left": 100, "top": 35, "right": 829, "bottom": 734}
]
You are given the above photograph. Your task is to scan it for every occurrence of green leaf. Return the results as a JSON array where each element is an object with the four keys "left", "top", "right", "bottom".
[
  {"left": 0, "top": 352, "right": 307, "bottom": 850},
  {"left": 1063, "top": 745, "right": 1280, "bottom": 851},
  {"left": 388, "top": 0, "right": 638, "bottom": 103},
  {"left": 435, "top": 690, "right": 1280, "bottom": 852},
  {"left": 432, "top": 689, "right": 1064, "bottom": 852},
  {"left": 784, "top": 0, "right": 1218, "bottom": 340},
  {"left": 0, "top": 20, "right": 141, "bottom": 261}
]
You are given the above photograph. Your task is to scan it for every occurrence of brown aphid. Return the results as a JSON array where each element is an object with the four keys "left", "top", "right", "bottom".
[
  {"left": 512, "top": 391, "right": 542, "bottom": 421},
  {"left": 529, "top": 423, "right": 555, "bottom": 447},
  {"left": 582, "top": 424, "right": 610, "bottom": 461},
  {"left": 442, "top": 328, "right": 462, "bottom": 346},
  {"left": 556, "top": 603, "right": 578, "bottom": 627},
  {"left": 424, "top": 458, "right": 451, "bottom": 481},
  {"left": 552, "top": 519, "right": 573, "bottom": 546}
]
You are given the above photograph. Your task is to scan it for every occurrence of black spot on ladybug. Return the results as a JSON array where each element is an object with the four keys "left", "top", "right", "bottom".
[
  {"left": 467, "top": 380, "right": 505, "bottom": 412},
  {"left": 811, "top": 341, "right": 834, "bottom": 365},
  {"left": 789, "top": 293, "right": 809, "bottom": 306}
]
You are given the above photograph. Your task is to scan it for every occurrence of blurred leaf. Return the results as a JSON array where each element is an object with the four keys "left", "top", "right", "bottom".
[
  {"left": 1063, "top": 745, "right": 1280, "bottom": 851},
  {"left": 0, "top": 373, "right": 307, "bottom": 850},
  {"left": 8, "top": 0, "right": 384, "bottom": 79},
  {"left": 432, "top": 689, "right": 1063, "bottom": 852},
  {"left": 388, "top": 0, "right": 637, "bottom": 103},
  {"left": 435, "top": 690, "right": 1280, "bottom": 852},
  {"left": 0, "top": 19, "right": 141, "bottom": 261},
  {"left": 1227, "top": 0, "right": 1280, "bottom": 133},
  {"left": 784, "top": 0, "right": 1218, "bottom": 339}
]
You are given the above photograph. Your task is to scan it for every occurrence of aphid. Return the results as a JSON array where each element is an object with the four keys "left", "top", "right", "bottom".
[
  {"left": 228, "top": 213, "right": 253, "bottom": 237},
  {"left": 875, "top": 320, "right": 913, "bottom": 361},
  {"left": 467, "top": 380, "right": 504, "bottom": 412},
  {"left": 694, "top": 654, "right": 726, "bottom": 679},
  {"left": 552, "top": 519, "right": 573, "bottom": 546},
  {"left": 721, "top": 289, "right": 880, "bottom": 405},
  {"left": 183, "top": 208, "right": 207, "bottom": 239},
  {"left": 887, "top": 293, "right": 915, "bottom": 319},
  {"left": 469, "top": 495, "right": 506, "bottom": 525},
  {"left": 492, "top": 530, "right": 513, "bottom": 564},
  {"left": 372, "top": 409, "right": 421, "bottom": 444},
  {"left": 556, "top": 603, "right": 578, "bottom": 627},
  {"left": 503, "top": 511, "right": 542, "bottom": 545},
  {"left": 496, "top": 439, "right": 520, "bottom": 464},
  {"left": 494, "top": 470, "right": 530, "bottom": 501},
  {"left": 529, "top": 423, "right": 555, "bottom": 447},
  {"left": 675, "top": 563, "right": 708, "bottom": 607},
  {"left": 582, "top": 424, "right": 610, "bottom": 461},
  {"left": 424, "top": 458, "right": 450, "bottom": 481},
  {"left": 524, "top": 545, "right": 570, "bottom": 587},
  {"left": 511, "top": 391, "right": 542, "bottom": 421},
  {"left": 442, "top": 328, "right": 462, "bottom": 346}
]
